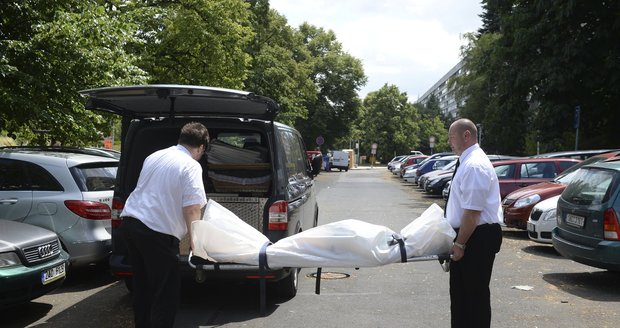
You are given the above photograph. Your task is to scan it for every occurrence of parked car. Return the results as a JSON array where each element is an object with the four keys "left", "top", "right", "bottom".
[
  {"left": 442, "top": 180, "right": 451, "bottom": 200},
  {"left": 390, "top": 155, "right": 413, "bottom": 174},
  {"left": 398, "top": 155, "right": 429, "bottom": 177},
  {"left": 418, "top": 159, "right": 457, "bottom": 191},
  {"left": 387, "top": 155, "right": 407, "bottom": 171},
  {"left": 424, "top": 169, "right": 459, "bottom": 196},
  {"left": 533, "top": 149, "right": 618, "bottom": 160},
  {"left": 1, "top": 146, "right": 120, "bottom": 159},
  {"left": 492, "top": 158, "right": 581, "bottom": 200},
  {"left": 0, "top": 148, "right": 118, "bottom": 267},
  {"left": 403, "top": 152, "right": 454, "bottom": 182},
  {"left": 306, "top": 150, "right": 322, "bottom": 162},
  {"left": 552, "top": 160, "right": 620, "bottom": 271},
  {"left": 0, "top": 220, "right": 70, "bottom": 308},
  {"left": 527, "top": 195, "right": 560, "bottom": 244},
  {"left": 430, "top": 154, "right": 517, "bottom": 199},
  {"left": 413, "top": 155, "right": 459, "bottom": 185},
  {"left": 502, "top": 152, "right": 620, "bottom": 229},
  {"left": 487, "top": 154, "right": 522, "bottom": 162},
  {"left": 80, "top": 85, "right": 321, "bottom": 297}
]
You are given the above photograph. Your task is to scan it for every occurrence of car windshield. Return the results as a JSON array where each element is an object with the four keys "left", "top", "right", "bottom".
[
  {"left": 441, "top": 159, "right": 457, "bottom": 170},
  {"left": 562, "top": 168, "right": 618, "bottom": 205},
  {"left": 555, "top": 156, "right": 610, "bottom": 184}
]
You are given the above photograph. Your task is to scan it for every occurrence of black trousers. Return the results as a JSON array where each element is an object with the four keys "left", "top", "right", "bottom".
[
  {"left": 450, "top": 223, "right": 502, "bottom": 328},
  {"left": 122, "top": 217, "right": 181, "bottom": 328}
]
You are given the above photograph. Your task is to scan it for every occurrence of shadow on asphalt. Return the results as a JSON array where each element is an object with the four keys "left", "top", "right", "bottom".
[
  {"left": 543, "top": 270, "right": 620, "bottom": 302},
  {"left": 1, "top": 263, "right": 131, "bottom": 328},
  {"left": 501, "top": 228, "right": 529, "bottom": 241},
  {"left": 174, "top": 279, "right": 294, "bottom": 327},
  {"left": 521, "top": 244, "right": 563, "bottom": 259}
]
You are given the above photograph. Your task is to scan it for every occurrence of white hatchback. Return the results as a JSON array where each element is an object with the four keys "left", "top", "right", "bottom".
[{"left": 527, "top": 195, "right": 560, "bottom": 244}]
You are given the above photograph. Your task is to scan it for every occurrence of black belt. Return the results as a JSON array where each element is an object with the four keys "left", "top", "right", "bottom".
[{"left": 454, "top": 223, "right": 500, "bottom": 233}]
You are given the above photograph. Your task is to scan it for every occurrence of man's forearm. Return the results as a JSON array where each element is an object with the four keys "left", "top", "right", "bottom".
[
  {"left": 456, "top": 209, "right": 481, "bottom": 245},
  {"left": 183, "top": 204, "right": 203, "bottom": 250}
]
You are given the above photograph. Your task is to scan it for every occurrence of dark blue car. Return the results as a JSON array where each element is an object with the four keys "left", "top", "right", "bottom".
[{"left": 414, "top": 155, "right": 459, "bottom": 185}]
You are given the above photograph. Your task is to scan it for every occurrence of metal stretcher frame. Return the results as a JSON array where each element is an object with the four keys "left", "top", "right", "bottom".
[{"left": 188, "top": 251, "right": 452, "bottom": 316}]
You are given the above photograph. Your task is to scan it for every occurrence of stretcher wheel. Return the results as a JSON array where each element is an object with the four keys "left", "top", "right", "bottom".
[{"left": 195, "top": 269, "right": 206, "bottom": 283}]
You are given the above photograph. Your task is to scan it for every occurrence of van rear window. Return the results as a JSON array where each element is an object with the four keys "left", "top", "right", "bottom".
[{"left": 562, "top": 168, "right": 618, "bottom": 205}]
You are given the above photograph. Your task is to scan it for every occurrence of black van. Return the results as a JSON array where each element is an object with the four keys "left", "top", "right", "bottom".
[{"left": 80, "top": 85, "right": 320, "bottom": 297}]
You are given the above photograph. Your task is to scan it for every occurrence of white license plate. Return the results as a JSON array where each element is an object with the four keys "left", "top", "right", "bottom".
[
  {"left": 527, "top": 222, "right": 535, "bottom": 232},
  {"left": 565, "top": 213, "right": 585, "bottom": 228},
  {"left": 41, "top": 263, "right": 66, "bottom": 285}
]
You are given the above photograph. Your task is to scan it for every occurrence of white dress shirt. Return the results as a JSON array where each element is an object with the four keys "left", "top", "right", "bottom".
[
  {"left": 121, "top": 145, "right": 207, "bottom": 240},
  {"left": 446, "top": 144, "right": 503, "bottom": 229}
]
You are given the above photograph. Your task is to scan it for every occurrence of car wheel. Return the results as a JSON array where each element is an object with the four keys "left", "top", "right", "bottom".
[
  {"left": 274, "top": 267, "right": 299, "bottom": 298},
  {"left": 124, "top": 277, "right": 133, "bottom": 292}
]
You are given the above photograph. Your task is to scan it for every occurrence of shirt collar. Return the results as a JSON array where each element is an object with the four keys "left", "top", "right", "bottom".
[
  {"left": 176, "top": 144, "right": 193, "bottom": 157},
  {"left": 459, "top": 143, "right": 480, "bottom": 162}
]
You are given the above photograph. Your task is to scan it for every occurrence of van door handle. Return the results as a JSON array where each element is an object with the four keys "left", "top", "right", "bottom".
[{"left": 0, "top": 198, "right": 18, "bottom": 205}]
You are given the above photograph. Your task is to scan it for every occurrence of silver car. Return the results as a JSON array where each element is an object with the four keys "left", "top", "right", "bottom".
[
  {"left": 0, "top": 220, "right": 70, "bottom": 308},
  {"left": 0, "top": 148, "right": 117, "bottom": 267}
]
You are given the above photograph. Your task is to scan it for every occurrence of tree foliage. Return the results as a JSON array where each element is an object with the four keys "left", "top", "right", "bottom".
[
  {"left": 359, "top": 85, "right": 419, "bottom": 161},
  {"left": 1, "top": 0, "right": 146, "bottom": 145},
  {"left": 294, "top": 23, "right": 367, "bottom": 151},
  {"left": 243, "top": 6, "right": 316, "bottom": 125},
  {"left": 130, "top": 0, "right": 254, "bottom": 88},
  {"left": 456, "top": 0, "right": 620, "bottom": 155},
  {"left": 1, "top": 0, "right": 367, "bottom": 149}
]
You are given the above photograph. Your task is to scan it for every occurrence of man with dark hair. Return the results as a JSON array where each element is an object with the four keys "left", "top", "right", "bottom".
[
  {"left": 446, "top": 118, "right": 503, "bottom": 328},
  {"left": 121, "top": 122, "right": 209, "bottom": 328}
]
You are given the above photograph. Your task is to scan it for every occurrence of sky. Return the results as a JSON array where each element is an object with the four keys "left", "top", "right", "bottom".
[{"left": 269, "top": 0, "right": 484, "bottom": 102}]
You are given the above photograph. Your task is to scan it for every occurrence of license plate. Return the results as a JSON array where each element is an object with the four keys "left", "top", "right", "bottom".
[
  {"left": 527, "top": 222, "right": 535, "bottom": 232},
  {"left": 42, "top": 263, "right": 66, "bottom": 285},
  {"left": 565, "top": 213, "right": 585, "bottom": 228}
]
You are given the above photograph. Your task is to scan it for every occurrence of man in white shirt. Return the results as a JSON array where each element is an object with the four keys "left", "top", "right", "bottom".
[
  {"left": 121, "top": 122, "right": 209, "bottom": 328},
  {"left": 445, "top": 118, "right": 503, "bottom": 328}
]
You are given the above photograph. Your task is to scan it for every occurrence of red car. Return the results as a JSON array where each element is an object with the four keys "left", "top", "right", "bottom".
[
  {"left": 493, "top": 158, "right": 581, "bottom": 201},
  {"left": 398, "top": 155, "right": 429, "bottom": 177},
  {"left": 502, "top": 151, "right": 620, "bottom": 229}
]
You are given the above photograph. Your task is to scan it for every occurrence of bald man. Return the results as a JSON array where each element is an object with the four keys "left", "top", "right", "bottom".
[{"left": 445, "top": 118, "right": 503, "bottom": 328}]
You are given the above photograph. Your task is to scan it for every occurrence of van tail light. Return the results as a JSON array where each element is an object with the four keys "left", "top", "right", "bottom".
[
  {"left": 64, "top": 200, "right": 111, "bottom": 221},
  {"left": 603, "top": 208, "right": 620, "bottom": 240},
  {"left": 111, "top": 197, "right": 125, "bottom": 228},
  {"left": 268, "top": 200, "right": 288, "bottom": 230}
]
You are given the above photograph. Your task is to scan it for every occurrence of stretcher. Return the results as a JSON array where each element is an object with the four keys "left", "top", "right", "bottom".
[{"left": 189, "top": 200, "right": 456, "bottom": 314}]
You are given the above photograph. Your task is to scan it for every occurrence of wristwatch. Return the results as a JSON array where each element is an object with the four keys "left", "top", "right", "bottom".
[{"left": 453, "top": 241, "right": 466, "bottom": 250}]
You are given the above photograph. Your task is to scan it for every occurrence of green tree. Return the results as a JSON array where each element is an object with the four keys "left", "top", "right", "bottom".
[
  {"left": 359, "top": 84, "right": 420, "bottom": 161},
  {"left": 243, "top": 5, "right": 316, "bottom": 125},
  {"left": 130, "top": 0, "right": 254, "bottom": 88},
  {"left": 294, "top": 23, "right": 367, "bottom": 151},
  {"left": 0, "top": 0, "right": 146, "bottom": 145},
  {"left": 456, "top": 0, "right": 620, "bottom": 155}
]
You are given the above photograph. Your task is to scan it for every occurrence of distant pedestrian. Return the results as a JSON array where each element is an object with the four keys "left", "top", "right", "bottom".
[
  {"left": 445, "top": 118, "right": 503, "bottom": 328},
  {"left": 121, "top": 122, "right": 209, "bottom": 328}
]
